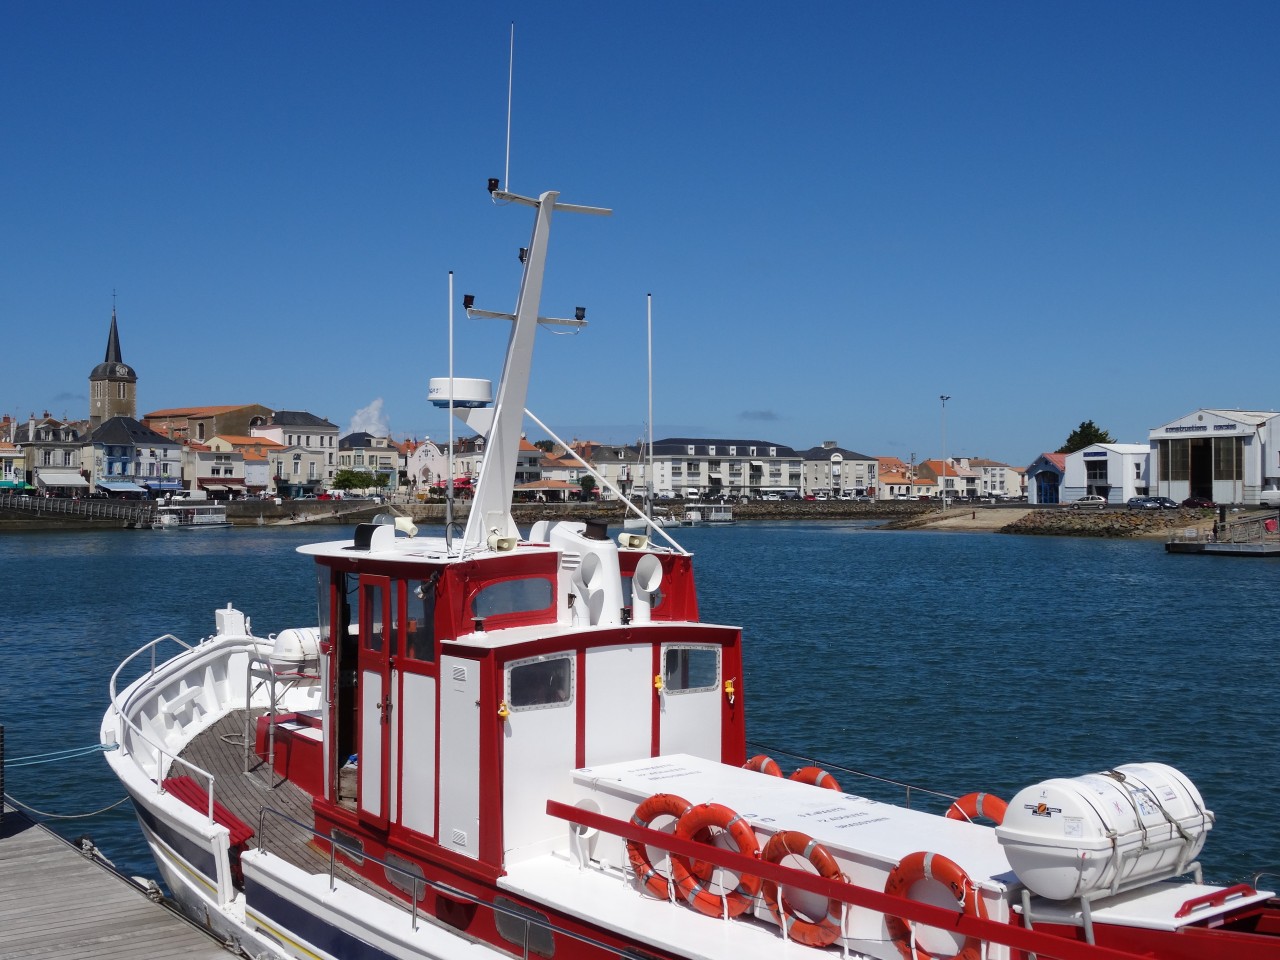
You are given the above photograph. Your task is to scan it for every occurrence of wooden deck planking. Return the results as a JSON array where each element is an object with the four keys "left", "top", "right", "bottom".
[
  {"left": 179, "top": 710, "right": 402, "bottom": 905},
  {"left": 0, "top": 805, "right": 231, "bottom": 960}
]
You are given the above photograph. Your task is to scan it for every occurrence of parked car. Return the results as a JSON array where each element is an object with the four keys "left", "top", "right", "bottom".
[
  {"left": 1127, "top": 496, "right": 1158, "bottom": 510},
  {"left": 855, "top": 495, "right": 874, "bottom": 502},
  {"left": 1149, "top": 496, "right": 1181, "bottom": 510},
  {"left": 1182, "top": 496, "right": 1216, "bottom": 509},
  {"left": 1072, "top": 495, "right": 1107, "bottom": 509}
]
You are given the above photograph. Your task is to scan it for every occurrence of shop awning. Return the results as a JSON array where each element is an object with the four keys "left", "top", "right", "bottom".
[
  {"left": 96, "top": 480, "right": 147, "bottom": 493},
  {"left": 201, "top": 483, "right": 228, "bottom": 492},
  {"left": 36, "top": 470, "right": 89, "bottom": 488},
  {"left": 750, "top": 461, "right": 764, "bottom": 468},
  {"left": 0, "top": 480, "right": 29, "bottom": 490},
  {"left": 144, "top": 480, "right": 185, "bottom": 490}
]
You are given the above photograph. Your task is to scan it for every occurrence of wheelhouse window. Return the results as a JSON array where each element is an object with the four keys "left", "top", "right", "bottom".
[
  {"left": 662, "top": 645, "right": 720, "bottom": 694},
  {"left": 472, "top": 577, "right": 553, "bottom": 620},
  {"left": 404, "top": 579, "right": 436, "bottom": 662},
  {"left": 362, "top": 581, "right": 386, "bottom": 653},
  {"left": 507, "top": 656, "right": 573, "bottom": 710}
]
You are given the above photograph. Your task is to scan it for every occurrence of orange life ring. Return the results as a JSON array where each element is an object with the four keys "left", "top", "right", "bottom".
[
  {"left": 669, "top": 802, "right": 762, "bottom": 917},
  {"left": 945, "top": 792, "right": 1007, "bottom": 826},
  {"left": 789, "top": 766, "right": 842, "bottom": 791},
  {"left": 761, "top": 830, "right": 846, "bottom": 947},
  {"left": 884, "top": 851, "right": 988, "bottom": 960},
  {"left": 625, "top": 793, "right": 692, "bottom": 899},
  {"left": 744, "top": 754, "right": 783, "bottom": 777}
]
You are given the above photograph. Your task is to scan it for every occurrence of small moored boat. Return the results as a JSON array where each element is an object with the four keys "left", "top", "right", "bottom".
[{"left": 153, "top": 499, "right": 231, "bottom": 529}]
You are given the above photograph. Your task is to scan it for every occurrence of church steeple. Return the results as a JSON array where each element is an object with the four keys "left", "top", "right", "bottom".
[
  {"left": 89, "top": 302, "right": 138, "bottom": 428},
  {"left": 105, "top": 306, "right": 125, "bottom": 364}
]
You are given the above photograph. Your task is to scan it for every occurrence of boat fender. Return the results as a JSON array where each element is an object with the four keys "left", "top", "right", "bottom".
[
  {"left": 945, "top": 792, "right": 1008, "bottom": 826},
  {"left": 670, "top": 802, "right": 762, "bottom": 918},
  {"left": 743, "top": 754, "right": 783, "bottom": 777},
  {"left": 625, "top": 794, "right": 692, "bottom": 900},
  {"left": 884, "top": 850, "right": 988, "bottom": 960},
  {"left": 760, "top": 830, "right": 845, "bottom": 947},
  {"left": 789, "top": 766, "right": 842, "bottom": 791}
]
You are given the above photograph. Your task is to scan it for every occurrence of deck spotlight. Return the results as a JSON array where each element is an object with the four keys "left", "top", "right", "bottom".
[
  {"left": 518, "top": 247, "right": 528, "bottom": 264},
  {"left": 575, "top": 306, "right": 586, "bottom": 322},
  {"left": 463, "top": 294, "right": 475, "bottom": 310},
  {"left": 487, "top": 178, "right": 500, "bottom": 193}
]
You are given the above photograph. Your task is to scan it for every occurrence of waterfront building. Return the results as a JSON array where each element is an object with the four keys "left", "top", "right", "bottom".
[
  {"left": 960, "top": 457, "right": 1024, "bottom": 500},
  {"left": 85, "top": 416, "right": 184, "bottom": 496},
  {"left": 648, "top": 437, "right": 802, "bottom": 499},
  {"left": 1025, "top": 453, "right": 1066, "bottom": 504},
  {"left": 208, "top": 436, "right": 286, "bottom": 496},
  {"left": 1149, "top": 409, "right": 1280, "bottom": 506},
  {"left": 338, "top": 432, "right": 401, "bottom": 495},
  {"left": 1062, "top": 443, "right": 1150, "bottom": 504},
  {"left": 0, "top": 440, "right": 27, "bottom": 490},
  {"left": 184, "top": 441, "right": 247, "bottom": 499},
  {"left": 799, "top": 442, "right": 877, "bottom": 497},
  {"left": 144, "top": 403, "right": 275, "bottom": 443},
  {"left": 251, "top": 410, "right": 339, "bottom": 498},
  {"left": 918, "top": 458, "right": 977, "bottom": 500},
  {"left": 13, "top": 414, "right": 89, "bottom": 494}
]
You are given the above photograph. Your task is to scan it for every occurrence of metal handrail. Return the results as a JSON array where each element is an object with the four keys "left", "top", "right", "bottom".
[
  {"left": 253, "top": 805, "right": 646, "bottom": 959},
  {"left": 107, "top": 633, "right": 226, "bottom": 823},
  {"left": 0, "top": 491, "right": 156, "bottom": 524},
  {"left": 745, "top": 741, "right": 958, "bottom": 809}
]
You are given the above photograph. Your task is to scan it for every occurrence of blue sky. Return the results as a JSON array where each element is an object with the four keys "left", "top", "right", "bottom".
[{"left": 4, "top": 2, "right": 1278, "bottom": 467}]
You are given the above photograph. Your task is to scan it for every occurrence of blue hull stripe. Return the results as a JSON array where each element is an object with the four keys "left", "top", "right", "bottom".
[{"left": 247, "top": 875, "right": 404, "bottom": 960}]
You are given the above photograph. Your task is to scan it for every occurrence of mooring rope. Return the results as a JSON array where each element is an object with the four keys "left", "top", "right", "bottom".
[
  {"left": 3, "top": 791, "right": 133, "bottom": 819},
  {"left": 2, "top": 742, "right": 118, "bottom": 767}
]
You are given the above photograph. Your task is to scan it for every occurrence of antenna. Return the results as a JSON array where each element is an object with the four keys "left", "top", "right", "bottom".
[
  {"left": 504, "top": 22, "right": 514, "bottom": 192},
  {"left": 447, "top": 271, "right": 456, "bottom": 539}
]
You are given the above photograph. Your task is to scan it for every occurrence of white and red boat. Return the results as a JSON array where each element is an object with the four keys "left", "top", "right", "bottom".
[{"left": 103, "top": 179, "right": 1280, "bottom": 960}]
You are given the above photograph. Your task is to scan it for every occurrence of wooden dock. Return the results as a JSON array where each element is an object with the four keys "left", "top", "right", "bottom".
[{"left": 0, "top": 804, "right": 232, "bottom": 960}]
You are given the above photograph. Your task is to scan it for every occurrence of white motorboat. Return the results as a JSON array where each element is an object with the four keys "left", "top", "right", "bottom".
[
  {"left": 103, "top": 177, "right": 1280, "bottom": 960},
  {"left": 153, "top": 500, "right": 231, "bottom": 529}
]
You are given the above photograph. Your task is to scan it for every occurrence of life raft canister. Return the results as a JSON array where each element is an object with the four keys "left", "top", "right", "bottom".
[
  {"left": 944, "top": 792, "right": 1007, "bottom": 826},
  {"left": 760, "top": 830, "right": 846, "bottom": 947},
  {"left": 789, "top": 766, "right": 842, "bottom": 791},
  {"left": 743, "top": 754, "right": 783, "bottom": 777},
  {"left": 669, "top": 802, "right": 762, "bottom": 918},
  {"left": 883, "top": 850, "right": 989, "bottom": 960},
  {"left": 625, "top": 793, "right": 692, "bottom": 899}
]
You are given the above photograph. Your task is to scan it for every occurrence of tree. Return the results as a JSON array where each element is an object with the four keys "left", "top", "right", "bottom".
[
  {"left": 579, "top": 474, "right": 597, "bottom": 500},
  {"left": 533, "top": 439, "right": 555, "bottom": 453},
  {"left": 1057, "top": 420, "right": 1115, "bottom": 454},
  {"left": 332, "top": 469, "right": 377, "bottom": 491}
]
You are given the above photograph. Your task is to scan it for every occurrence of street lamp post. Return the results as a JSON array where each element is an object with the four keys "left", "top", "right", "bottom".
[{"left": 940, "top": 395, "right": 951, "bottom": 510}]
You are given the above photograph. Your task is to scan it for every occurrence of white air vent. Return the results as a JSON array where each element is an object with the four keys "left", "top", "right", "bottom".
[
  {"left": 451, "top": 829, "right": 468, "bottom": 847},
  {"left": 560, "top": 551, "right": 582, "bottom": 573},
  {"left": 451, "top": 665, "right": 467, "bottom": 683}
]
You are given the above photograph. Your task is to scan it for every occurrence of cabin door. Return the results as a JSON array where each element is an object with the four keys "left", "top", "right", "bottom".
[{"left": 357, "top": 575, "right": 394, "bottom": 829}]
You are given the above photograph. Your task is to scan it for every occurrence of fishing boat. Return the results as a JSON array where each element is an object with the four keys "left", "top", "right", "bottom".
[
  {"left": 103, "top": 178, "right": 1280, "bottom": 960},
  {"left": 153, "top": 499, "right": 231, "bottom": 529}
]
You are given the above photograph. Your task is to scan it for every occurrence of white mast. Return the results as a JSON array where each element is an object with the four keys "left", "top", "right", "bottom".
[{"left": 461, "top": 186, "right": 610, "bottom": 550}]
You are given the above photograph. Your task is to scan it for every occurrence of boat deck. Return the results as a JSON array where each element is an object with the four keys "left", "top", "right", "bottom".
[
  {"left": 176, "top": 709, "right": 400, "bottom": 909},
  {"left": 0, "top": 804, "right": 230, "bottom": 960}
]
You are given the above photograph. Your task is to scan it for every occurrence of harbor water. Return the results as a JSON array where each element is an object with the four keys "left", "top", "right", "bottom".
[{"left": 1, "top": 522, "right": 1277, "bottom": 887}]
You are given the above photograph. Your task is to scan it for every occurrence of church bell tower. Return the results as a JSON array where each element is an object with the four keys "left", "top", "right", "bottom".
[{"left": 89, "top": 305, "right": 138, "bottom": 428}]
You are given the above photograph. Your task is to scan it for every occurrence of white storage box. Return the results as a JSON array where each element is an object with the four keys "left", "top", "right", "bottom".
[{"left": 995, "top": 762, "right": 1213, "bottom": 901}]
